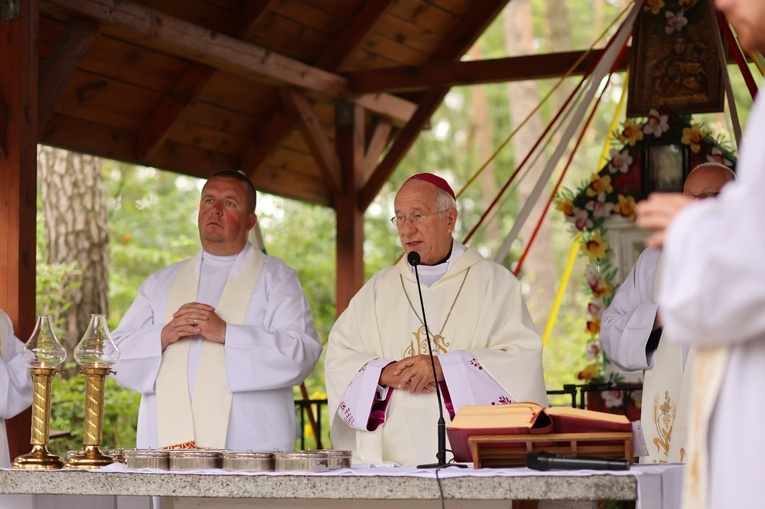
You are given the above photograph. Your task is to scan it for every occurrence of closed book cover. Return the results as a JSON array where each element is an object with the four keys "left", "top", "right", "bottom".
[{"left": 447, "top": 403, "right": 631, "bottom": 463}]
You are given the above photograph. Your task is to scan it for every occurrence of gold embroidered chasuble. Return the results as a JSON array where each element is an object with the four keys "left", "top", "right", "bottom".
[{"left": 326, "top": 245, "right": 547, "bottom": 465}]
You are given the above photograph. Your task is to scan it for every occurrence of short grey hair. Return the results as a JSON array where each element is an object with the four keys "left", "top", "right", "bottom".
[{"left": 435, "top": 187, "right": 457, "bottom": 217}]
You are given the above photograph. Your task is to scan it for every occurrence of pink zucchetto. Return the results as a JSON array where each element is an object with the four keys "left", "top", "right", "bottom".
[{"left": 405, "top": 173, "right": 456, "bottom": 200}]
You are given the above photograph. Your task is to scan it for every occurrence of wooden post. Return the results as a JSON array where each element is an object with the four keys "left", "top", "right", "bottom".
[
  {"left": 0, "top": 0, "right": 39, "bottom": 460},
  {"left": 334, "top": 102, "right": 365, "bottom": 316}
]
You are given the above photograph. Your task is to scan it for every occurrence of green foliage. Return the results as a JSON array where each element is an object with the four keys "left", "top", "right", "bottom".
[{"left": 48, "top": 364, "right": 140, "bottom": 457}]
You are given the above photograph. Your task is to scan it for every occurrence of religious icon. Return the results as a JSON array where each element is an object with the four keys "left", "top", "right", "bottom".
[{"left": 628, "top": 0, "right": 725, "bottom": 116}]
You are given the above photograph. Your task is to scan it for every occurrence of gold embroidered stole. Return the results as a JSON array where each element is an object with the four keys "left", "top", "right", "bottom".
[
  {"left": 681, "top": 344, "right": 730, "bottom": 509},
  {"left": 156, "top": 248, "right": 265, "bottom": 448},
  {"left": 640, "top": 255, "right": 693, "bottom": 463}
]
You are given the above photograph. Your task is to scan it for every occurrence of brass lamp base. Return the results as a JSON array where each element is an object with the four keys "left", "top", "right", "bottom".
[
  {"left": 12, "top": 444, "right": 64, "bottom": 470},
  {"left": 65, "top": 445, "right": 115, "bottom": 469}
]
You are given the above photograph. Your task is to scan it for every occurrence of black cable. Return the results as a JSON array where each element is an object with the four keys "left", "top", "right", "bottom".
[{"left": 435, "top": 467, "right": 446, "bottom": 509}]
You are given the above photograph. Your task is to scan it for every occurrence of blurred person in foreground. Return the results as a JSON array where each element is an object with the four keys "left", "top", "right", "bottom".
[
  {"left": 0, "top": 309, "right": 32, "bottom": 467},
  {"left": 112, "top": 170, "right": 321, "bottom": 451},
  {"left": 325, "top": 173, "right": 547, "bottom": 466},
  {"left": 636, "top": 1, "right": 765, "bottom": 506},
  {"left": 600, "top": 162, "right": 734, "bottom": 464}
]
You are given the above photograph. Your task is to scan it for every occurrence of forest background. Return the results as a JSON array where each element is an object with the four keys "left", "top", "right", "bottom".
[{"left": 32, "top": 0, "right": 756, "bottom": 457}]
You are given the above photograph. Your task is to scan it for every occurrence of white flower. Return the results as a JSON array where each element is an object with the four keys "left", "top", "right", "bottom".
[
  {"left": 602, "top": 390, "right": 624, "bottom": 409},
  {"left": 607, "top": 148, "right": 633, "bottom": 174},
  {"left": 585, "top": 340, "right": 601, "bottom": 361},
  {"left": 585, "top": 199, "right": 615, "bottom": 219},
  {"left": 567, "top": 208, "right": 593, "bottom": 231},
  {"left": 587, "top": 298, "right": 604, "bottom": 320},
  {"left": 643, "top": 109, "right": 670, "bottom": 138},
  {"left": 706, "top": 148, "right": 733, "bottom": 167},
  {"left": 665, "top": 11, "right": 688, "bottom": 34}
]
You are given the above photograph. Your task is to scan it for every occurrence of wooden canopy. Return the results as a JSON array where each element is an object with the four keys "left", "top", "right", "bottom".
[{"left": 4, "top": 0, "right": 624, "bottom": 330}]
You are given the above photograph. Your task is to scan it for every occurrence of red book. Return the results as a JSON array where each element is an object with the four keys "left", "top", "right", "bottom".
[{"left": 447, "top": 403, "right": 632, "bottom": 463}]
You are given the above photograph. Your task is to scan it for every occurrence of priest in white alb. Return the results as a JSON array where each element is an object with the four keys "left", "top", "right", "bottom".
[
  {"left": 325, "top": 173, "right": 548, "bottom": 466},
  {"left": 0, "top": 309, "right": 33, "bottom": 467},
  {"left": 112, "top": 170, "right": 322, "bottom": 451},
  {"left": 600, "top": 162, "right": 735, "bottom": 464}
]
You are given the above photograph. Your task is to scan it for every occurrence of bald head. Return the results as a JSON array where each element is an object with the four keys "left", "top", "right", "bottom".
[{"left": 683, "top": 162, "right": 736, "bottom": 200}]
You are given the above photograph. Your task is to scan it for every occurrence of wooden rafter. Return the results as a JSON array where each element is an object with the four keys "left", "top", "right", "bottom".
[
  {"left": 240, "top": 110, "right": 296, "bottom": 173},
  {"left": 360, "top": 0, "right": 510, "bottom": 209},
  {"left": 0, "top": 89, "right": 7, "bottom": 160},
  {"left": 315, "top": 0, "right": 397, "bottom": 70},
  {"left": 38, "top": 18, "right": 100, "bottom": 135},
  {"left": 136, "top": 65, "right": 216, "bottom": 160},
  {"left": 362, "top": 118, "right": 393, "bottom": 179},
  {"left": 136, "top": 2, "right": 275, "bottom": 161},
  {"left": 347, "top": 48, "right": 632, "bottom": 93},
  {"left": 281, "top": 88, "right": 342, "bottom": 196},
  {"left": 241, "top": 0, "right": 395, "bottom": 190},
  {"left": 47, "top": 0, "right": 415, "bottom": 122}
]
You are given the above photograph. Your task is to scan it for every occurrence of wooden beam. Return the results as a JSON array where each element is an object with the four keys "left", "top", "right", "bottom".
[
  {"left": 38, "top": 18, "right": 100, "bottom": 133},
  {"left": 237, "top": 0, "right": 274, "bottom": 41},
  {"left": 359, "top": 0, "right": 509, "bottom": 209},
  {"left": 360, "top": 87, "right": 449, "bottom": 209},
  {"left": 335, "top": 102, "right": 365, "bottom": 315},
  {"left": 362, "top": 118, "right": 393, "bottom": 179},
  {"left": 41, "top": 113, "right": 333, "bottom": 205},
  {"left": 137, "top": 2, "right": 274, "bottom": 161},
  {"left": 47, "top": 0, "right": 415, "bottom": 122},
  {"left": 0, "top": 0, "right": 39, "bottom": 461},
  {"left": 240, "top": 110, "right": 295, "bottom": 172},
  {"left": 315, "top": 0, "right": 396, "bottom": 71},
  {"left": 136, "top": 65, "right": 216, "bottom": 160},
  {"left": 347, "top": 48, "right": 632, "bottom": 93},
  {"left": 281, "top": 88, "right": 342, "bottom": 196}
]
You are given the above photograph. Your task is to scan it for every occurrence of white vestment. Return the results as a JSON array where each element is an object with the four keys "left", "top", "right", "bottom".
[
  {"left": 659, "top": 94, "right": 765, "bottom": 509},
  {"left": 326, "top": 241, "right": 548, "bottom": 466},
  {"left": 0, "top": 310, "right": 33, "bottom": 467},
  {"left": 112, "top": 242, "right": 322, "bottom": 451},
  {"left": 600, "top": 248, "right": 693, "bottom": 463}
]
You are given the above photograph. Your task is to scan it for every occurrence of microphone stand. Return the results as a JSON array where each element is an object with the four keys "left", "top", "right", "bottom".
[{"left": 409, "top": 254, "right": 467, "bottom": 469}]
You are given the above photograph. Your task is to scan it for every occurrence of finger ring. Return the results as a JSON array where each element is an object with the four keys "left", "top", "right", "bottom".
[{"left": 193, "top": 319, "right": 198, "bottom": 326}]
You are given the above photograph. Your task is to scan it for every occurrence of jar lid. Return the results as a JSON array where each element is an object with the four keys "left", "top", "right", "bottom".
[
  {"left": 124, "top": 449, "right": 169, "bottom": 458},
  {"left": 275, "top": 451, "right": 329, "bottom": 459},
  {"left": 222, "top": 451, "right": 273, "bottom": 459},
  {"left": 318, "top": 449, "right": 351, "bottom": 457},
  {"left": 167, "top": 449, "right": 223, "bottom": 459}
]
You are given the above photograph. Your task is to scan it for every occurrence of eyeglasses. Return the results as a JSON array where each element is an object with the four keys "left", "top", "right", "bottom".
[
  {"left": 685, "top": 191, "right": 720, "bottom": 200},
  {"left": 390, "top": 210, "right": 450, "bottom": 227}
]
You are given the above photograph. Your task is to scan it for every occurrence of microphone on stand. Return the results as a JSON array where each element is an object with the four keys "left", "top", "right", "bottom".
[{"left": 407, "top": 251, "right": 466, "bottom": 469}]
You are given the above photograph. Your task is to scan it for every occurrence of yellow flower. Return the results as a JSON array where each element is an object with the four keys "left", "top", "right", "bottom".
[
  {"left": 592, "top": 279, "right": 614, "bottom": 299},
  {"left": 585, "top": 174, "right": 613, "bottom": 198},
  {"left": 618, "top": 119, "right": 645, "bottom": 146},
  {"left": 614, "top": 195, "right": 637, "bottom": 221},
  {"left": 679, "top": 0, "right": 698, "bottom": 8},
  {"left": 586, "top": 319, "right": 601, "bottom": 336},
  {"left": 581, "top": 231, "right": 609, "bottom": 261},
  {"left": 310, "top": 390, "right": 327, "bottom": 400},
  {"left": 577, "top": 363, "right": 600, "bottom": 383},
  {"left": 681, "top": 124, "right": 706, "bottom": 153},
  {"left": 556, "top": 198, "right": 575, "bottom": 217},
  {"left": 644, "top": 0, "right": 666, "bottom": 14}
]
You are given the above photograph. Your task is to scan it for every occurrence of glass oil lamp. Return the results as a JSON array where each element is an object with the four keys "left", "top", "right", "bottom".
[
  {"left": 12, "top": 315, "right": 68, "bottom": 469},
  {"left": 65, "top": 314, "right": 121, "bottom": 469}
]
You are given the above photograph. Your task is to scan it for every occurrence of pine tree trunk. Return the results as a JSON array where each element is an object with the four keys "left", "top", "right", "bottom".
[{"left": 38, "top": 146, "right": 109, "bottom": 371}]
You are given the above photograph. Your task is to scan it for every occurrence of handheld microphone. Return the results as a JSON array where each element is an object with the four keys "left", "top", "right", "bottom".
[
  {"left": 407, "top": 251, "right": 464, "bottom": 469},
  {"left": 526, "top": 451, "right": 630, "bottom": 471}
]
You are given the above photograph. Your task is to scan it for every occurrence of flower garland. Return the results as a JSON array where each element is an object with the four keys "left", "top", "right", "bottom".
[{"left": 555, "top": 107, "right": 735, "bottom": 391}]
